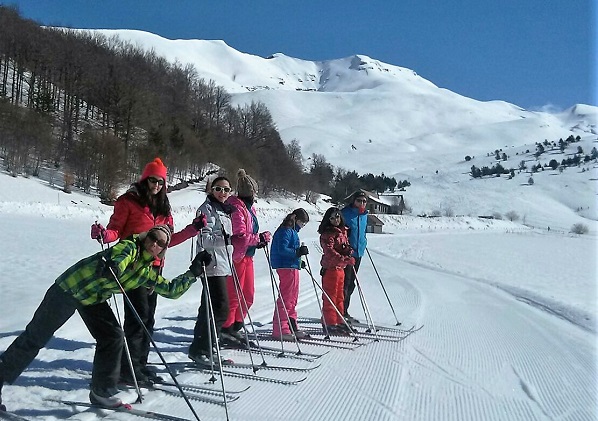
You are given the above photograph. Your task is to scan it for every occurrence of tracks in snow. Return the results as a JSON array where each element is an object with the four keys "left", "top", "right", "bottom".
[{"left": 361, "top": 247, "right": 596, "bottom": 421}]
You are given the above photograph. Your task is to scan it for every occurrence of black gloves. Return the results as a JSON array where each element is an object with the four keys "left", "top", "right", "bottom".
[
  {"left": 296, "top": 245, "right": 309, "bottom": 257},
  {"left": 189, "top": 250, "right": 212, "bottom": 276},
  {"left": 300, "top": 261, "right": 306, "bottom": 269},
  {"left": 256, "top": 241, "right": 267, "bottom": 249},
  {"left": 339, "top": 243, "right": 353, "bottom": 256}
]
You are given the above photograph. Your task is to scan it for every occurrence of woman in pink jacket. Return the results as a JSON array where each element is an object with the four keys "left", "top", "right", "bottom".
[{"left": 220, "top": 169, "right": 271, "bottom": 346}]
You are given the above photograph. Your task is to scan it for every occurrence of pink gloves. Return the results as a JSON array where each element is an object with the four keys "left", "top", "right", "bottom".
[
  {"left": 256, "top": 231, "right": 272, "bottom": 249},
  {"left": 259, "top": 231, "right": 272, "bottom": 243}
]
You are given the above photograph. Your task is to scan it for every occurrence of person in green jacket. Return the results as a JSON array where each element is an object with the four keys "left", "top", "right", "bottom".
[{"left": 0, "top": 225, "right": 211, "bottom": 409}]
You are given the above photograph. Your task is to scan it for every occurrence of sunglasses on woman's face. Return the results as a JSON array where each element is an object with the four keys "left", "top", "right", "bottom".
[
  {"left": 147, "top": 231, "right": 168, "bottom": 248},
  {"left": 329, "top": 213, "right": 341, "bottom": 221},
  {"left": 212, "top": 186, "right": 232, "bottom": 193},
  {"left": 147, "top": 177, "right": 165, "bottom": 186}
]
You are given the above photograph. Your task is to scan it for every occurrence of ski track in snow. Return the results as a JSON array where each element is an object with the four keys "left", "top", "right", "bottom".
[{"left": 367, "top": 249, "right": 595, "bottom": 421}]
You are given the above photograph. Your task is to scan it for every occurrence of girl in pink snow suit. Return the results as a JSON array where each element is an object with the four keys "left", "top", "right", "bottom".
[
  {"left": 220, "top": 169, "right": 271, "bottom": 345},
  {"left": 269, "top": 208, "right": 310, "bottom": 340}
]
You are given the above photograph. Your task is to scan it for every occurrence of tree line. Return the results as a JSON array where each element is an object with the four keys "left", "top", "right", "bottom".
[
  {"left": 468, "top": 135, "right": 597, "bottom": 180},
  {"left": 0, "top": 6, "right": 305, "bottom": 201},
  {"left": 306, "top": 152, "right": 408, "bottom": 203}
]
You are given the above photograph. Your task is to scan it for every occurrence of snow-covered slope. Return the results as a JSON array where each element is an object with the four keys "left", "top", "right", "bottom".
[
  {"left": 91, "top": 29, "right": 597, "bottom": 173},
  {"left": 0, "top": 172, "right": 596, "bottom": 420}
]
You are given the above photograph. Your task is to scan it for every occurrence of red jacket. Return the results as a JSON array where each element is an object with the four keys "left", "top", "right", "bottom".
[
  {"left": 103, "top": 190, "right": 197, "bottom": 265},
  {"left": 319, "top": 226, "right": 353, "bottom": 270}
]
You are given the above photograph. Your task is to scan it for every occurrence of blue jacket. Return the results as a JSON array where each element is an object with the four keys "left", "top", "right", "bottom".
[
  {"left": 270, "top": 225, "right": 302, "bottom": 269},
  {"left": 341, "top": 205, "right": 368, "bottom": 257}
]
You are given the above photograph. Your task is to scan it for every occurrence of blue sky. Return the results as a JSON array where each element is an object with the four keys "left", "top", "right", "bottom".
[{"left": 4, "top": 0, "right": 596, "bottom": 110}]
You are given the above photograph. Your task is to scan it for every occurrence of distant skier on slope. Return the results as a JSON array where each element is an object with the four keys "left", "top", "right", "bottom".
[{"left": 0, "top": 225, "right": 211, "bottom": 409}]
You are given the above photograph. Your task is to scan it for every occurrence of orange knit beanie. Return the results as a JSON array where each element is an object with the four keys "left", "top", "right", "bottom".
[{"left": 140, "top": 158, "right": 167, "bottom": 182}]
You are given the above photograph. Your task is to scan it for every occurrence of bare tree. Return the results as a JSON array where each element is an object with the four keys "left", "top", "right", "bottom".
[{"left": 505, "top": 211, "right": 519, "bottom": 221}]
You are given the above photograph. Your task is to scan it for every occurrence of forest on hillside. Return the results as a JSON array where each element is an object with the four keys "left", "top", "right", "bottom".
[
  {"left": 0, "top": 6, "right": 404, "bottom": 204},
  {"left": 0, "top": 5, "right": 308, "bottom": 201}
]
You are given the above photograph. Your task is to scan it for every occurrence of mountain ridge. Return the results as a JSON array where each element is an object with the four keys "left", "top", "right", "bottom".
[
  {"left": 88, "top": 29, "right": 596, "bottom": 175},
  {"left": 80, "top": 28, "right": 596, "bottom": 226}
]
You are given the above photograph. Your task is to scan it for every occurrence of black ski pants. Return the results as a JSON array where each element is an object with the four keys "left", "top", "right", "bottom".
[
  {"left": 120, "top": 284, "right": 157, "bottom": 377},
  {"left": 189, "top": 276, "right": 229, "bottom": 355},
  {"left": 0, "top": 283, "right": 123, "bottom": 390},
  {"left": 343, "top": 256, "right": 362, "bottom": 316}
]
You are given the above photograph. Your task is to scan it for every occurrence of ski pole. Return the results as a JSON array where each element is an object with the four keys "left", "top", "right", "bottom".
[
  {"left": 265, "top": 248, "right": 288, "bottom": 350},
  {"left": 263, "top": 247, "right": 305, "bottom": 354},
  {"left": 225, "top": 246, "right": 268, "bottom": 370},
  {"left": 197, "top": 234, "right": 230, "bottom": 419},
  {"left": 365, "top": 248, "right": 401, "bottom": 326},
  {"left": 103, "top": 258, "right": 201, "bottom": 421},
  {"left": 352, "top": 266, "right": 379, "bottom": 342},
  {"left": 304, "top": 256, "right": 359, "bottom": 342},
  {"left": 96, "top": 234, "right": 144, "bottom": 403},
  {"left": 111, "top": 295, "right": 144, "bottom": 403},
  {"left": 303, "top": 256, "right": 327, "bottom": 336}
]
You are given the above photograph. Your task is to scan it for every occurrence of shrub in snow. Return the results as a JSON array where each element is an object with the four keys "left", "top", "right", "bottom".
[
  {"left": 443, "top": 207, "right": 454, "bottom": 217},
  {"left": 570, "top": 223, "right": 589, "bottom": 235},
  {"left": 63, "top": 172, "right": 74, "bottom": 194}
]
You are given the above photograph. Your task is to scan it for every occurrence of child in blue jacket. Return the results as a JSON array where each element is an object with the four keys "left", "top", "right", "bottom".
[{"left": 269, "top": 208, "right": 310, "bottom": 340}]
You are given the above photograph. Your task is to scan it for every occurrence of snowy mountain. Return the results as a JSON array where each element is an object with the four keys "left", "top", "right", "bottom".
[
  {"left": 91, "top": 30, "right": 597, "bottom": 172},
  {"left": 85, "top": 29, "right": 597, "bottom": 229}
]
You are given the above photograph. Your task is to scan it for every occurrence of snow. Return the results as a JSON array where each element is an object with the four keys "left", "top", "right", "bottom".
[{"left": 0, "top": 171, "right": 596, "bottom": 420}]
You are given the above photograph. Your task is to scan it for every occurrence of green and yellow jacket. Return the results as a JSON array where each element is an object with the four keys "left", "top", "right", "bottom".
[{"left": 56, "top": 235, "right": 196, "bottom": 306}]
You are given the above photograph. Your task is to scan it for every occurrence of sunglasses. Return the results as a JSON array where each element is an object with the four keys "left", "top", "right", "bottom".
[
  {"left": 212, "top": 186, "right": 232, "bottom": 193},
  {"left": 355, "top": 199, "right": 367, "bottom": 204},
  {"left": 147, "top": 231, "right": 168, "bottom": 248},
  {"left": 147, "top": 177, "right": 165, "bottom": 186},
  {"left": 329, "top": 213, "right": 341, "bottom": 221}
]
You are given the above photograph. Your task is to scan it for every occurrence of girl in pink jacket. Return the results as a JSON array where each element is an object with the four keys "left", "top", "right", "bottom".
[
  {"left": 318, "top": 207, "right": 354, "bottom": 332},
  {"left": 221, "top": 169, "right": 270, "bottom": 346}
]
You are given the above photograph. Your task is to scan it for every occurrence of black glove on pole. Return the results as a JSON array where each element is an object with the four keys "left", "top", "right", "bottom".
[
  {"left": 189, "top": 250, "right": 212, "bottom": 276},
  {"left": 296, "top": 245, "right": 309, "bottom": 256},
  {"left": 189, "top": 250, "right": 212, "bottom": 277}
]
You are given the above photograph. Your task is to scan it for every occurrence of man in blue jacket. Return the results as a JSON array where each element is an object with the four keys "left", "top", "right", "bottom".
[{"left": 341, "top": 191, "right": 368, "bottom": 323}]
